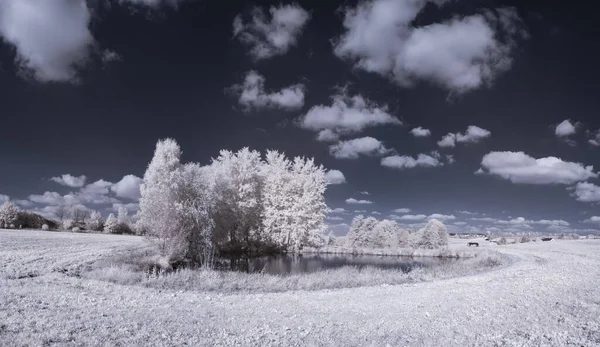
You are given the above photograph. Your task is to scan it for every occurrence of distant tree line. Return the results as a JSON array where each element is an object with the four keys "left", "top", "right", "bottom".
[
  {"left": 0, "top": 200, "right": 133, "bottom": 234},
  {"left": 345, "top": 215, "right": 449, "bottom": 250}
]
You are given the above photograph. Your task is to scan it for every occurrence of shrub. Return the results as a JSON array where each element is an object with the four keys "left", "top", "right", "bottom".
[
  {"left": 62, "top": 219, "right": 75, "bottom": 230},
  {"left": 104, "top": 213, "right": 119, "bottom": 234},
  {"left": 498, "top": 237, "right": 507, "bottom": 245},
  {"left": 86, "top": 211, "right": 104, "bottom": 231},
  {"left": 42, "top": 224, "right": 49, "bottom": 231},
  {"left": 72, "top": 227, "right": 80, "bottom": 233}
]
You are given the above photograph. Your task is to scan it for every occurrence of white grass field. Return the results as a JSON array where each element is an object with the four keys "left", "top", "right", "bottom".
[{"left": 1, "top": 229, "right": 599, "bottom": 346}]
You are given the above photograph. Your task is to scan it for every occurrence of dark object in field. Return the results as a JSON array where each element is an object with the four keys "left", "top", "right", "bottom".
[
  {"left": 541, "top": 237, "right": 554, "bottom": 242},
  {"left": 467, "top": 242, "right": 479, "bottom": 247}
]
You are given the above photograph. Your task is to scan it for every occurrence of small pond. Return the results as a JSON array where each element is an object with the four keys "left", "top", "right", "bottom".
[{"left": 215, "top": 253, "right": 457, "bottom": 275}]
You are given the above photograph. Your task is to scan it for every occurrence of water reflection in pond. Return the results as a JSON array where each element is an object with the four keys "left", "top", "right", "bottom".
[{"left": 215, "top": 253, "right": 456, "bottom": 275}]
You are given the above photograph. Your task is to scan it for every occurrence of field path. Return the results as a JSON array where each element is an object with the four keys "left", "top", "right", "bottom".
[{"left": 1, "top": 230, "right": 599, "bottom": 346}]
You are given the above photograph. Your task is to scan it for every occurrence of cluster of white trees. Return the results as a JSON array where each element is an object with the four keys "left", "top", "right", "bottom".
[
  {"left": 346, "top": 215, "right": 449, "bottom": 249},
  {"left": 137, "top": 139, "right": 328, "bottom": 265},
  {"left": 54, "top": 205, "right": 90, "bottom": 229}
]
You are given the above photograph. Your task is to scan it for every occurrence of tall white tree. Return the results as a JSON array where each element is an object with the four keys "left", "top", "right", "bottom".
[
  {"left": 117, "top": 206, "right": 129, "bottom": 225},
  {"left": 346, "top": 215, "right": 365, "bottom": 248},
  {"left": 138, "top": 138, "right": 187, "bottom": 260},
  {"left": 104, "top": 213, "right": 119, "bottom": 234},
  {"left": 371, "top": 219, "right": 400, "bottom": 248},
  {"left": 86, "top": 211, "right": 103, "bottom": 231},
  {"left": 209, "top": 148, "right": 264, "bottom": 251},
  {"left": 0, "top": 201, "right": 19, "bottom": 228},
  {"left": 261, "top": 150, "right": 294, "bottom": 248},
  {"left": 284, "top": 156, "right": 327, "bottom": 249},
  {"left": 172, "top": 163, "right": 215, "bottom": 264}
]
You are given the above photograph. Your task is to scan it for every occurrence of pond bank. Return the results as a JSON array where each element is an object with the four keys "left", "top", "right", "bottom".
[
  {"left": 299, "top": 245, "right": 480, "bottom": 258},
  {"left": 79, "top": 245, "right": 505, "bottom": 293}
]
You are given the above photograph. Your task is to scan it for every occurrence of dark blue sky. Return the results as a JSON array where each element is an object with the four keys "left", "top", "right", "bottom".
[{"left": 0, "top": 0, "right": 599, "bottom": 234}]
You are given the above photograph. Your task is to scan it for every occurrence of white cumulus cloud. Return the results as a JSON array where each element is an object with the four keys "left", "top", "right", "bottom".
[
  {"left": 28, "top": 191, "right": 67, "bottom": 205},
  {"left": 111, "top": 175, "right": 143, "bottom": 200},
  {"left": 333, "top": 0, "right": 527, "bottom": 93},
  {"left": 410, "top": 127, "right": 431, "bottom": 137},
  {"left": 316, "top": 129, "right": 339, "bottom": 142},
  {"left": 0, "top": 194, "right": 9, "bottom": 203},
  {"left": 428, "top": 213, "right": 455, "bottom": 221},
  {"left": 587, "top": 129, "right": 600, "bottom": 147},
  {"left": 555, "top": 119, "right": 577, "bottom": 137},
  {"left": 299, "top": 93, "right": 401, "bottom": 139},
  {"left": 480, "top": 151, "right": 597, "bottom": 184},
  {"left": 111, "top": 202, "right": 140, "bottom": 212},
  {"left": 392, "top": 214, "right": 427, "bottom": 221},
  {"left": 345, "top": 198, "right": 373, "bottom": 205},
  {"left": 0, "top": 0, "right": 96, "bottom": 83},
  {"left": 438, "top": 125, "right": 491, "bottom": 148},
  {"left": 583, "top": 216, "right": 600, "bottom": 224},
  {"left": 233, "top": 4, "right": 310, "bottom": 60},
  {"left": 326, "top": 216, "right": 344, "bottom": 221},
  {"left": 324, "top": 170, "right": 346, "bottom": 185},
  {"left": 50, "top": 174, "right": 86, "bottom": 188},
  {"left": 569, "top": 182, "right": 600, "bottom": 203},
  {"left": 437, "top": 133, "right": 457, "bottom": 148},
  {"left": 381, "top": 154, "right": 442, "bottom": 169},
  {"left": 392, "top": 208, "right": 411, "bottom": 213},
  {"left": 14, "top": 199, "right": 34, "bottom": 207},
  {"left": 231, "top": 71, "right": 304, "bottom": 110},
  {"left": 330, "top": 137, "right": 391, "bottom": 159}
]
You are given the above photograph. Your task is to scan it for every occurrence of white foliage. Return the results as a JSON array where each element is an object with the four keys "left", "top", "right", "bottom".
[
  {"left": 370, "top": 219, "right": 400, "bottom": 248},
  {"left": 261, "top": 150, "right": 294, "bottom": 247},
  {"left": 172, "top": 163, "right": 216, "bottom": 264},
  {"left": 0, "top": 201, "right": 19, "bottom": 228},
  {"left": 286, "top": 155, "right": 327, "bottom": 249},
  {"left": 137, "top": 139, "right": 329, "bottom": 264},
  {"left": 118, "top": 206, "right": 129, "bottom": 225},
  {"left": 209, "top": 148, "right": 264, "bottom": 249},
  {"left": 138, "top": 138, "right": 187, "bottom": 259},
  {"left": 416, "top": 219, "right": 449, "bottom": 249},
  {"left": 346, "top": 215, "right": 406, "bottom": 249},
  {"left": 62, "top": 218, "right": 75, "bottom": 231},
  {"left": 104, "top": 213, "right": 119, "bottom": 234},
  {"left": 86, "top": 211, "right": 104, "bottom": 231}
]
